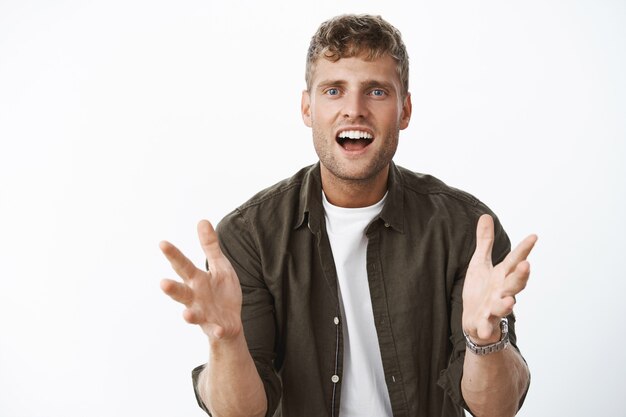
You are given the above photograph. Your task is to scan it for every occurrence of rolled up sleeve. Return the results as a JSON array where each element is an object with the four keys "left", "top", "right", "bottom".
[
  {"left": 437, "top": 210, "right": 528, "bottom": 412},
  {"left": 191, "top": 209, "right": 282, "bottom": 416}
]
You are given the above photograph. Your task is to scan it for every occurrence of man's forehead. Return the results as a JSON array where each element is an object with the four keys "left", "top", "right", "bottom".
[{"left": 309, "top": 54, "right": 400, "bottom": 87}]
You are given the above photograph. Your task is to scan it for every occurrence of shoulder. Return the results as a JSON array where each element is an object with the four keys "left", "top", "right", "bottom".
[
  {"left": 237, "top": 165, "right": 312, "bottom": 211},
  {"left": 392, "top": 164, "right": 511, "bottom": 261},
  {"left": 216, "top": 164, "right": 315, "bottom": 236},
  {"left": 395, "top": 164, "right": 483, "bottom": 210}
]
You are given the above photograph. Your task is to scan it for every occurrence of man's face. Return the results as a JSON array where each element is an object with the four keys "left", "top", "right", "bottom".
[{"left": 301, "top": 54, "right": 412, "bottom": 185}]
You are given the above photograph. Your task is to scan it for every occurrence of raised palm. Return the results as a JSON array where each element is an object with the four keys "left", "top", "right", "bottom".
[
  {"left": 462, "top": 214, "right": 537, "bottom": 343},
  {"left": 160, "top": 220, "right": 243, "bottom": 341}
]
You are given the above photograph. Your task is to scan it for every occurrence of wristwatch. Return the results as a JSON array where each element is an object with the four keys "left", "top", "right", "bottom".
[{"left": 463, "top": 317, "right": 510, "bottom": 356}]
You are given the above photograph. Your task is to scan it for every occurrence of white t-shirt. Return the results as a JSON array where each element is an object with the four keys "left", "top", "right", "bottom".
[{"left": 322, "top": 192, "right": 392, "bottom": 417}]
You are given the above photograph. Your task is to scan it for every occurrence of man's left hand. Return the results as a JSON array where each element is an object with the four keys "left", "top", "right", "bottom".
[{"left": 462, "top": 214, "right": 538, "bottom": 345}]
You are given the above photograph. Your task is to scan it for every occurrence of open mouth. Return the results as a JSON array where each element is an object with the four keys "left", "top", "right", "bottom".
[{"left": 336, "top": 130, "right": 374, "bottom": 151}]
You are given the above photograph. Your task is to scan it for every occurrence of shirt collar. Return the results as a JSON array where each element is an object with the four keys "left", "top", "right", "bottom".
[
  {"left": 295, "top": 161, "right": 405, "bottom": 234},
  {"left": 295, "top": 163, "right": 324, "bottom": 233},
  {"left": 379, "top": 162, "right": 405, "bottom": 233}
]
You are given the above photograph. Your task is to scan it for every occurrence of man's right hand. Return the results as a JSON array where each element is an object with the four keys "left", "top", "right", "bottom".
[{"left": 160, "top": 220, "right": 243, "bottom": 342}]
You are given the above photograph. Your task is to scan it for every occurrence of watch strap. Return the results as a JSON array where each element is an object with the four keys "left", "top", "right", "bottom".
[{"left": 463, "top": 317, "right": 510, "bottom": 356}]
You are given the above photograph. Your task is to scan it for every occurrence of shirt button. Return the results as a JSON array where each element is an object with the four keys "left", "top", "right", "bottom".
[
  {"left": 331, "top": 375, "right": 340, "bottom": 383},
  {"left": 333, "top": 317, "right": 339, "bottom": 325}
]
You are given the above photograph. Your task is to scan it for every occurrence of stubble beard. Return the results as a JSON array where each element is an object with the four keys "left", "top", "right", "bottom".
[{"left": 311, "top": 122, "right": 400, "bottom": 185}]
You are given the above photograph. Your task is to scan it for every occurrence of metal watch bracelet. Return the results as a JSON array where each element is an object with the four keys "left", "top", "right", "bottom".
[{"left": 463, "top": 317, "right": 510, "bottom": 356}]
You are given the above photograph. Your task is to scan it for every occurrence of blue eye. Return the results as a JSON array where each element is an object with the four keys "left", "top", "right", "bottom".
[
  {"left": 371, "top": 89, "right": 386, "bottom": 97},
  {"left": 326, "top": 88, "right": 339, "bottom": 96}
]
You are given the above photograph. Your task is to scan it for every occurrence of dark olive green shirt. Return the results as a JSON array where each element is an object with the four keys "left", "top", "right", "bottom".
[{"left": 192, "top": 162, "right": 526, "bottom": 417}]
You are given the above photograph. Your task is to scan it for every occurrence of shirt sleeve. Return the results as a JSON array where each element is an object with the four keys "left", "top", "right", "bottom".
[
  {"left": 191, "top": 209, "right": 282, "bottom": 417},
  {"left": 437, "top": 208, "right": 530, "bottom": 413}
]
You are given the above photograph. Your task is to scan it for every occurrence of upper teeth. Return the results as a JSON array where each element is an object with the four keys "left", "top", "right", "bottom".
[{"left": 338, "top": 130, "right": 373, "bottom": 140}]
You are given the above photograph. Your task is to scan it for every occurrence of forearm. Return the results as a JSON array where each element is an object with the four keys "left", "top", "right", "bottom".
[
  {"left": 197, "top": 331, "right": 267, "bottom": 417},
  {"left": 461, "top": 346, "right": 529, "bottom": 417}
]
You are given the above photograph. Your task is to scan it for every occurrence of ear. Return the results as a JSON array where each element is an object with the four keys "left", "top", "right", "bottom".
[
  {"left": 301, "top": 90, "right": 312, "bottom": 128},
  {"left": 399, "top": 92, "right": 412, "bottom": 130}
]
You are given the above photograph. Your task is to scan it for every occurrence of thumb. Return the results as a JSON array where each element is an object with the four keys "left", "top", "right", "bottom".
[
  {"left": 197, "top": 220, "right": 223, "bottom": 269},
  {"left": 470, "top": 214, "right": 495, "bottom": 264}
]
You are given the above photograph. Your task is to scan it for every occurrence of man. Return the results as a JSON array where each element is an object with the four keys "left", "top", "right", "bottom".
[{"left": 160, "top": 14, "right": 537, "bottom": 417}]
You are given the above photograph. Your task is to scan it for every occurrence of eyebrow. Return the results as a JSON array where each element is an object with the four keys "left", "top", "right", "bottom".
[
  {"left": 361, "top": 80, "right": 396, "bottom": 92},
  {"left": 316, "top": 79, "right": 397, "bottom": 93},
  {"left": 316, "top": 80, "right": 347, "bottom": 90}
]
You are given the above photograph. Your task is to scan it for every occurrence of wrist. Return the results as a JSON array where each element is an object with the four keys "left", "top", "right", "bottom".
[
  {"left": 466, "top": 327, "right": 502, "bottom": 346},
  {"left": 464, "top": 317, "right": 510, "bottom": 356}
]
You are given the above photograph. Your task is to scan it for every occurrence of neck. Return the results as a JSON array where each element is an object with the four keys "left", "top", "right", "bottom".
[{"left": 320, "top": 165, "right": 389, "bottom": 208}]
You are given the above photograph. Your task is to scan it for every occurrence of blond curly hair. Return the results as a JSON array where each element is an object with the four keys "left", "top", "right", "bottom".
[{"left": 305, "top": 14, "right": 409, "bottom": 97}]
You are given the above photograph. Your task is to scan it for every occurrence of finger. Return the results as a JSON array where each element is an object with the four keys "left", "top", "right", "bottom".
[
  {"left": 159, "top": 240, "right": 199, "bottom": 282},
  {"left": 490, "top": 296, "right": 516, "bottom": 319},
  {"left": 160, "top": 278, "right": 194, "bottom": 305},
  {"left": 501, "top": 234, "right": 538, "bottom": 275},
  {"left": 212, "top": 326, "right": 226, "bottom": 339},
  {"left": 182, "top": 308, "right": 212, "bottom": 327},
  {"left": 182, "top": 308, "right": 203, "bottom": 324},
  {"left": 502, "top": 260, "right": 531, "bottom": 297},
  {"left": 182, "top": 310, "right": 224, "bottom": 338},
  {"left": 197, "top": 220, "right": 224, "bottom": 270},
  {"left": 476, "top": 318, "right": 498, "bottom": 341},
  {"left": 470, "top": 214, "right": 495, "bottom": 264}
]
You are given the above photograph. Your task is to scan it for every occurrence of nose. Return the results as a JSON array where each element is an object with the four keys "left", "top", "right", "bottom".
[{"left": 342, "top": 93, "right": 368, "bottom": 120}]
